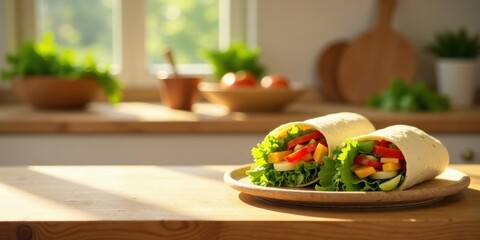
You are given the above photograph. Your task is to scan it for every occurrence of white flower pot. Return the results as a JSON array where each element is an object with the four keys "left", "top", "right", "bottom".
[{"left": 436, "top": 58, "right": 478, "bottom": 108}]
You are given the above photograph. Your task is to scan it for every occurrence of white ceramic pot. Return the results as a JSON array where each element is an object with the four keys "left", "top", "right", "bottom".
[{"left": 436, "top": 58, "right": 478, "bottom": 108}]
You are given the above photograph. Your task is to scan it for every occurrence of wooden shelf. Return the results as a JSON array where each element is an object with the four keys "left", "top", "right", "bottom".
[{"left": 0, "top": 101, "right": 479, "bottom": 133}]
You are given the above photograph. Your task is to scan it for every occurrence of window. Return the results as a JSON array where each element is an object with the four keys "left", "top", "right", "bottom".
[
  {"left": 6, "top": 0, "right": 253, "bottom": 87},
  {"left": 146, "top": 0, "right": 220, "bottom": 78},
  {"left": 146, "top": 0, "right": 219, "bottom": 65},
  {"left": 37, "top": 0, "right": 118, "bottom": 65}
]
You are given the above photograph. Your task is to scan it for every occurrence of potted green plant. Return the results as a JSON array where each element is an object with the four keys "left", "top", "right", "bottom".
[
  {"left": 201, "top": 42, "right": 266, "bottom": 81},
  {"left": 1, "top": 33, "right": 122, "bottom": 109},
  {"left": 425, "top": 27, "right": 480, "bottom": 108}
]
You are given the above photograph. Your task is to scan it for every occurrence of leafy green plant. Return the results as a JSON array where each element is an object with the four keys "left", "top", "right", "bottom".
[
  {"left": 201, "top": 42, "right": 266, "bottom": 81},
  {"left": 1, "top": 33, "right": 122, "bottom": 103},
  {"left": 368, "top": 77, "right": 450, "bottom": 112},
  {"left": 425, "top": 27, "right": 480, "bottom": 58}
]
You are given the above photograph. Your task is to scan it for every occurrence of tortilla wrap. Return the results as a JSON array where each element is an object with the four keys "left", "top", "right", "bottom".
[
  {"left": 354, "top": 125, "right": 449, "bottom": 190},
  {"left": 249, "top": 112, "right": 376, "bottom": 187},
  {"left": 269, "top": 112, "right": 375, "bottom": 156}
]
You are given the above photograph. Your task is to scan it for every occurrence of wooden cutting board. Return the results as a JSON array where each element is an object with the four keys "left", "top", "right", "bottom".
[
  {"left": 317, "top": 40, "right": 349, "bottom": 101},
  {"left": 337, "top": 0, "right": 416, "bottom": 104}
]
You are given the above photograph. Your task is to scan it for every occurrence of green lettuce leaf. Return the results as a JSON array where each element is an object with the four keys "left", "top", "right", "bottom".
[
  {"left": 263, "top": 161, "right": 320, "bottom": 187},
  {"left": 247, "top": 125, "right": 321, "bottom": 187},
  {"left": 337, "top": 140, "right": 364, "bottom": 191},
  {"left": 316, "top": 139, "right": 391, "bottom": 191},
  {"left": 316, "top": 154, "right": 340, "bottom": 191}
]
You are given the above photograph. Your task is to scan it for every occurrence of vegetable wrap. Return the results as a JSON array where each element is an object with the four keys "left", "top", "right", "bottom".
[
  {"left": 317, "top": 125, "right": 449, "bottom": 191},
  {"left": 247, "top": 112, "right": 375, "bottom": 187}
]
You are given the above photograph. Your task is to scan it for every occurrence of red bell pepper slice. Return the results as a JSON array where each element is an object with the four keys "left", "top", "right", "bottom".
[
  {"left": 287, "top": 132, "right": 324, "bottom": 149},
  {"left": 373, "top": 145, "right": 404, "bottom": 159},
  {"left": 376, "top": 140, "right": 391, "bottom": 147},
  {"left": 354, "top": 155, "right": 382, "bottom": 169},
  {"left": 284, "top": 143, "right": 318, "bottom": 162}
]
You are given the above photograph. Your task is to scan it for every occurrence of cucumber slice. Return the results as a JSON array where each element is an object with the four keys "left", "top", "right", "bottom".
[
  {"left": 363, "top": 154, "right": 379, "bottom": 161},
  {"left": 274, "top": 161, "right": 297, "bottom": 172},
  {"left": 379, "top": 174, "right": 402, "bottom": 191},
  {"left": 370, "top": 170, "right": 398, "bottom": 179}
]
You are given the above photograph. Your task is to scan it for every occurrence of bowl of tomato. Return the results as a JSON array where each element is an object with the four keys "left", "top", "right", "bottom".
[{"left": 199, "top": 72, "right": 305, "bottom": 112}]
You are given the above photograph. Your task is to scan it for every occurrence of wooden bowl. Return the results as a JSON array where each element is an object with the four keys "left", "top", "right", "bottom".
[
  {"left": 12, "top": 76, "right": 100, "bottom": 109},
  {"left": 198, "top": 82, "right": 305, "bottom": 112}
]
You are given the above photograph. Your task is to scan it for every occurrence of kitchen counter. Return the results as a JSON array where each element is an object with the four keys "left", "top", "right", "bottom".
[
  {"left": 1, "top": 101, "right": 479, "bottom": 165},
  {"left": 0, "top": 164, "right": 478, "bottom": 239},
  {"left": 1, "top": 101, "right": 479, "bottom": 133}
]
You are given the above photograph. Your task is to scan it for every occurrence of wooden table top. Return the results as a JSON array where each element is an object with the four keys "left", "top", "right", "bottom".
[
  {"left": 1, "top": 102, "right": 480, "bottom": 133},
  {"left": 0, "top": 164, "right": 478, "bottom": 239}
]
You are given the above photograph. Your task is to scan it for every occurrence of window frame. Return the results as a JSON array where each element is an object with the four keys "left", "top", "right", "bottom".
[{"left": 5, "top": 0, "right": 257, "bottom": 87}]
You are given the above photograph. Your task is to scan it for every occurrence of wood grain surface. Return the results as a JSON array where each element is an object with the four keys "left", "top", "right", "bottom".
[
  {"left": 0, "top": 165, "right": 478, "bottom": 239},
  {"left": 317, "top": 40, "right": 349, "bottom": 101},
  {"left": 337, "top": 0, "right": 416, "bottom": 103},
  {"left": 1, "top": 221, "right": 479, "bottom": 240}
]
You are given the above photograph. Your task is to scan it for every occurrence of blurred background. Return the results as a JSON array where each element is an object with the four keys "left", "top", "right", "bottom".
[
  {"left": 0, "top": 0, "right": 479, "bottom": 166},
  {"left": 1, "top": 0, "right": 479, "bottom": 88}
]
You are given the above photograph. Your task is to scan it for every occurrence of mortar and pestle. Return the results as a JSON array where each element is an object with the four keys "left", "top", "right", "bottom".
[{"left": 157, "top": 48, "right": 201, "bottom": 111}]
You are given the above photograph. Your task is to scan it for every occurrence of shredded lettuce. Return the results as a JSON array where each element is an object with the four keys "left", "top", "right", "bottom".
[
  {"left": 247, "top": 125, "right": 321, "bottom": 187},
  {"left": 316, "top": 139, "right": 404, "bottom": 191}
]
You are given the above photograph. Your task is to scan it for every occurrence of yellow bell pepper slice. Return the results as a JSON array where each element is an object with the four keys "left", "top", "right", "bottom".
[
  {"left": 267, "top": 150, "right": 293, "bottom": 163},
  {"left": 380, "top": 157, "right": 400, "bottom": 164},
  {"left": 313, "top": 143, "right": 328, "bottom": 164},
  {"left": 354, "top": 166, "right": 376, "bottom": 179},
  {"left": 382, "top": 162, "right": 401, "bottom": 171}
]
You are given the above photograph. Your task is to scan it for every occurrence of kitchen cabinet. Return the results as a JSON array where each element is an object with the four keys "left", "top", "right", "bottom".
[
  {"left": 0, "top": 133, "right": 478, "bottom": 165},
  {"left": 434, "top": 133, "right": 479, "bottom": 164}
]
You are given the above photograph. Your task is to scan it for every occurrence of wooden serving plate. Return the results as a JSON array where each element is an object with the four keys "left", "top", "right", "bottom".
[{"left": 224, "top": 165, "right": 470, "bottom": 208}]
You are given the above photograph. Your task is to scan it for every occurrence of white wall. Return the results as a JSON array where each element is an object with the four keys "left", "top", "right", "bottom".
[{"left": 256, "top": 0, "right": 480, "bottom": 87}]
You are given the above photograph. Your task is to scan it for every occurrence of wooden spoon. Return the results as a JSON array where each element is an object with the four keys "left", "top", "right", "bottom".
[
  {"left": 164, "top": 47, "right": 179, "bottom": 77},
  {"left": 337, "top": 0, "right": 416, "bottom": 104},
  {"left": 317, "top": 40, "right": 349, "bottom": 101}
]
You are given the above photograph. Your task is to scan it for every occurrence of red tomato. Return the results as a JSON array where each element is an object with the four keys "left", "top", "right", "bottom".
[
  {"left": 354, "top": 155, "right": 383, "bottom": 169},
  {"left": 260, "top": 75, "right": 290, "bottom": 89},
  {"left": 220, "top": 71, "right": 257, "bottom": 89}
]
